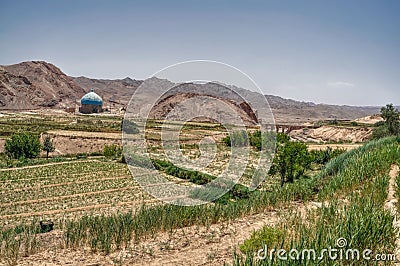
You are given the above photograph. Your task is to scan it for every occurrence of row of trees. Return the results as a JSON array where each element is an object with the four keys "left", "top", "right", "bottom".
[
  {"left": 4, "top": 133, "right": 55, "bottom": 159},
  {"left": 222, "top": 129, "right": 275, "bottom": 151}
]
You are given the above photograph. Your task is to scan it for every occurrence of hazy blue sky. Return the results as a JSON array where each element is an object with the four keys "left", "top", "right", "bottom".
[{"left": 1, "top": 0, "right": 399, "bottom": 106}]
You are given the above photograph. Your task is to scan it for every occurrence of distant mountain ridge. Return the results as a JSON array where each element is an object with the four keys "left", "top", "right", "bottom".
[
  {"left": 0, "top": 61, "right": 381, "bottom": 123},
  {"left": 72, "top": 76, "right": 142, "bottom": 104}
]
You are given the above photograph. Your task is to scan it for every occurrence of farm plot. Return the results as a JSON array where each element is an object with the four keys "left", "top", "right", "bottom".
[
  {"left": 143, "top": 121, "right": 277, "bottom": 189},
  {"left": 0, "top": 161, "right": 152, "bottom": 227}
]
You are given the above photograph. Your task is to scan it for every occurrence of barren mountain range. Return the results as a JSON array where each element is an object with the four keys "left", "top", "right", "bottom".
[{"left": 0, "top": 61, "right": 381, "bottom": 124}]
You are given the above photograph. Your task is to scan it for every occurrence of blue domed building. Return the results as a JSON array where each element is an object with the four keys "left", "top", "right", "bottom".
[{"left": 79, "top": 88, "right": 103, "bottom": 114}]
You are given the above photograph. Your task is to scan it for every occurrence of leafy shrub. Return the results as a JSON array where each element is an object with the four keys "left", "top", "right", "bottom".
[
  {"left": 191, "top": 183, "right": 254, "bottom": 204},
  {"left": 190, "top": 179, "right": 235, "bottom": 203},
  {"left": 239, "top": 225, "right": 285, "bottom": 253},
  {"left": 372, "top": 104, "right": 400, "bottom": 139},
  {"left": 230, "top": 184, "right": 252, "bottom": 200},
  {"left": 103, "top": 144, "right": 122, "bottom": 158},
  {"left": 372, "top": 125, "right": 390, "bottom": 139},
  {"left": 381, "top": 103, "right": 400, "bottom": 135},
  {"left": 329, "top": 119, "right": 338, "bottom": 125},
  {"left": 124, "top": 153, "right": 153, "bottom": 168}
]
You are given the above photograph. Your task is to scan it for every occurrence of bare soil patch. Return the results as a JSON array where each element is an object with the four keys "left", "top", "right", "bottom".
[{"left": 47, "top": 133, "right": 121, "bottom": 155}]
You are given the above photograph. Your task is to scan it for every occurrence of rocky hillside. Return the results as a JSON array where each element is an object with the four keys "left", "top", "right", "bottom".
[
  {"left": 0, "top": 61, "right": 85, "bottom": 109},
  {"left": 0, "top": 61, "right": 382, "bottom": 123},
  {"left": 0, "top": 69, "right": 42, "bottom": 109},
  {"left": 148, "top": 92, "right": 258, "bottom": 126},
  {"left": 72, "top": 76, "right": 142, "bottom": 105}
]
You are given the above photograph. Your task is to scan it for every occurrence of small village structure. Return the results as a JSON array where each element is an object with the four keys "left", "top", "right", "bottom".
[{"left": 79, "top": 88, "right": 103, "bottom": 114}]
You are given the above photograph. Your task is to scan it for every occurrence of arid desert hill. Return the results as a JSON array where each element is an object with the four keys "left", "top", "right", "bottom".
[
  {"left": 0, "top": 61, "right": 381, "bottom": 123},
  {"left": 0, "top": 61, "right": 85, "bottom": 109}
]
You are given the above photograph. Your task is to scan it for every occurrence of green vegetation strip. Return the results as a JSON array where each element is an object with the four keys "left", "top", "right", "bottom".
[{"left": 234, "top": 136, "right": 400, "bottom": 265}]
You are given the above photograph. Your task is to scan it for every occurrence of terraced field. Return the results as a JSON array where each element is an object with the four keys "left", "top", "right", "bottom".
[
  {"left": 0, "top": 161, "right": 152, "bottom": 227},
  {"left": 0, "top": 118, "right": 272, "bottom": 229}
]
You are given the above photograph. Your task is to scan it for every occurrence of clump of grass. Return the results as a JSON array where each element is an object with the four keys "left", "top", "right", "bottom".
[
  {"left": 240, "top": 226, "right": 286, "bottom": 254},
  {"left": 0, "top": 220, "right": 41, "bottom": 265}
]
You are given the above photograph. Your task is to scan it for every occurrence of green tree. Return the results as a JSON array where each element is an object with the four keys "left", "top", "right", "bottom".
[
  {"left": 381, "top": 104, "right": 400, "bottom": 135},
  {"left": 269, "top": 135, "right": 312, "bottom": 186},
  {"left": 5, "top": 132, "right": 42, "bottom": 159},
  {"left": 372, "top": 104, "right": 400, "bottom": 139},
  {"left": 42, "top": 136, "right": 55, "bottom": 159}
]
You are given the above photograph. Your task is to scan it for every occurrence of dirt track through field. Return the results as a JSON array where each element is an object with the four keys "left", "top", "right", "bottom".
[
  {"left": 0, "top": 192, "right": 191, "bottom": 219},
  {"left": 384, "top": 164, "right": 400, "bottom": 264}
]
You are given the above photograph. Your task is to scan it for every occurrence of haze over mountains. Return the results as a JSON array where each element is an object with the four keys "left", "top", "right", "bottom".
[{"left": 0, "top": 61, "right": 380, "bottom": 124}]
